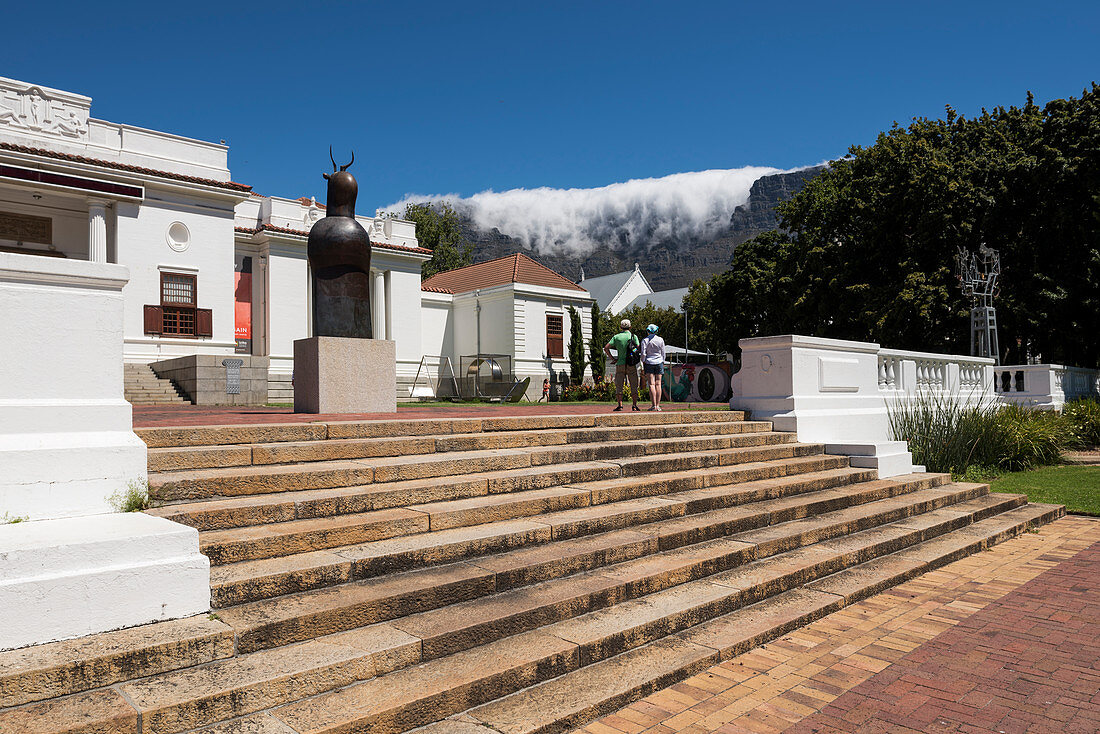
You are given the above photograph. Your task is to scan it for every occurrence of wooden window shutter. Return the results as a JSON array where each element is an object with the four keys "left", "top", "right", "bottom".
[
  {"left": 546, "top": 314, "right": 564, "bottom": 358},
  {"left": 143, "top": 305, "right": 163, "bottom": 334},
  {"left": 196, "top": 308, "right": 213, "bottom": 338}
]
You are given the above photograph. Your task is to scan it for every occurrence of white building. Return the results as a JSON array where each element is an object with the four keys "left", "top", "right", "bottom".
[
  {"left": 0, "top": 75, "right": 593, "bottom": 403},
  {"left": 580, "top": 263, "right": 688, "bottom": 315},
  {"left": 420, "top": 254, "right": 594, "bottom": 398},
  {"left": 579, "top": 264, "right": 653, "bottom": 314}
]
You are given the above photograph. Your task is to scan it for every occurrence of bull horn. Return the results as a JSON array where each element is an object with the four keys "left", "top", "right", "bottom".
[
  {"left": 329, "top": 145, "right": 337, "bottom": 172},
  {"left": 340, "top": 151, "right": 354, "bottom": 171}
]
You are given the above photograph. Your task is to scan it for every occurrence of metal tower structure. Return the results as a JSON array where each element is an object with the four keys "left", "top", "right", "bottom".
[{"left": 954, "top": 243, "right": 1002, "bottom": 365}]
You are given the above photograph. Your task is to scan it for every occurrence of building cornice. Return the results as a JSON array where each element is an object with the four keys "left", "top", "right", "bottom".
[{"left": 0, "top": 141, "right": 251, "bottom": 193}]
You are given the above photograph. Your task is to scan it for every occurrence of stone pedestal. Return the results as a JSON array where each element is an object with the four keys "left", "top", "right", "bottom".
[{"left": 293, "top": 336, "right": 396, "bottom": 414}]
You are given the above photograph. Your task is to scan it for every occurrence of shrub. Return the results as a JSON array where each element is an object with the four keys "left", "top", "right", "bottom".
[
  {"left": 1063, "top": 398, "right": 1100, "bottom": 446},
  {"left": 889, "top": 395, "right": 1077, "bottom": 475}
]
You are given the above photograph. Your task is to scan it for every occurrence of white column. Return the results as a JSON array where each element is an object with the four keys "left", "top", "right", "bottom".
[
  {"left": 373, "top": 269, "right": 387, "bottom": 339},
  {"left": 87, "top": 199, "right": 109, "bottom": 263}
]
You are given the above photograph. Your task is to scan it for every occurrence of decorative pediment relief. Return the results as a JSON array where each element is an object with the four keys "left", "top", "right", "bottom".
[{"left": 0, "top": 79, "right": 91, "bottom": 141}]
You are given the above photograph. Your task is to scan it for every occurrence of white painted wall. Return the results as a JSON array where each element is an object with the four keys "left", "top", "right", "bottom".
[
  {"left": 265, "top": 241, "right": 310, "bottom": 374},
  {"left": 0, "top": 251, "right": 209, "bottom": 649},
  {"left": 0, "top": 252, "right": 147, "bottom": 519},
  {"left": 420, "top": 294, "right": 453, "bottom": 355},
  {"left": 732, "top": 335, "right": 917, "bottom": 478},
  {"left": 118, "top": 190, "right": 239, "bottom": 363},
  {"left": 607, "top": 270, "right": 653, "bottom": 314}
]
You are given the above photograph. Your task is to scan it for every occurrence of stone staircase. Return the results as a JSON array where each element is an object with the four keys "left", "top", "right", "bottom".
[
  {"left": 0, "top": 410, "right": 1063, "bottom": 734},
  {"left": 124, "top": 363, "right": 191, "bottom": 406}
]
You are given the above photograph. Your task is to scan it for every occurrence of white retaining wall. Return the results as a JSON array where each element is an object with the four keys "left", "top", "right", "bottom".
[{"left": 0, "top": 252, "right": 208, "bottom": 650}]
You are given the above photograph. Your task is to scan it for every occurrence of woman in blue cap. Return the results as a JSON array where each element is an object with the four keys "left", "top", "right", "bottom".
[{"left": 641, "top": 323, "right": 666, "bottom": 411}]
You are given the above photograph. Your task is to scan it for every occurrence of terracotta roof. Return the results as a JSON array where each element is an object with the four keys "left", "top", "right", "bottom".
[
  {"left": 297, "top": 197, "right": 325, "bottom": 209},
  {"left": 375, "top": 241, "right": 432, "bottom": 256},
  {"left": 421, "top": 284, "right": 454, "bottom": 294},
  {"left": 0, "top": 142, "right": 252, "bottom": 192},
  {"left": 420, "top": 253, "right": 586, "bottom": 295},
  {"left": 234, "top": 223, "right": 431, "bottom": 255}
]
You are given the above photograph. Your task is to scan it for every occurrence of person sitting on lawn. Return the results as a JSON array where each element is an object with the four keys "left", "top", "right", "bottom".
[{"left": 603, "top": 319, "right": 641, "bottom": 412}]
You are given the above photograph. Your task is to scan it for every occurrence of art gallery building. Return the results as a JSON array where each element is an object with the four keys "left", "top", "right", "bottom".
[{"left": 0, "top": 76, "right": 593, "bottom": 402}]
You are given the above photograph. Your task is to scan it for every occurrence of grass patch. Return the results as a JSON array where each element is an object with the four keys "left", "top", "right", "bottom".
[{"left": 989, "top": 465, "right": 1100, "bottom": 516}]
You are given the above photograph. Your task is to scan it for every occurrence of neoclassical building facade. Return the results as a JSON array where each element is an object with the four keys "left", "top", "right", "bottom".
[{"left": 0, "top": 76, "right": 593, "bottom": 401}]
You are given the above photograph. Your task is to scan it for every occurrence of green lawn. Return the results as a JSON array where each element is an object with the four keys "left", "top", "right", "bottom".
[{"left": 989, "top": 465, "right": 1100, "bottom": 516}]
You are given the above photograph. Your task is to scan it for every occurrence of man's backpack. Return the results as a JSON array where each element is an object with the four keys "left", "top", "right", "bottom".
[{"left": 625, "top": 334, "right": 642, "bottom": 366}]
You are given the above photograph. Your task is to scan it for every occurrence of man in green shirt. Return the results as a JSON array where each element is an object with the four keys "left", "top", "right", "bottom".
[{"left": 603, "top": 318, "right": 640, "bottom": 411}]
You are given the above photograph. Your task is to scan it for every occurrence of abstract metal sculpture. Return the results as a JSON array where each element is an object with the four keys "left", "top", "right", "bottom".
[
  {"left": 955, "top": 243, "right": 1001, "bottom": 364},
  {"left": 306, "top": 148, "right": 372, "bottom": 338}
]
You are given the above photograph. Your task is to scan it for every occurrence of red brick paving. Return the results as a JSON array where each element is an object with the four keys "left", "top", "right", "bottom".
[
  {"left": 582, "top": 516, "right": 1100, "bottom": 734},
  {"left": 786, "top": 540, "right": 1100, "bottom": 734},
  {"left": 131, "top": 402, "right": 720, "bottom": 427}
]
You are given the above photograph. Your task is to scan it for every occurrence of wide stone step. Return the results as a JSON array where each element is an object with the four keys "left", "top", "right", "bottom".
[
  {"left": 2, "top": 491, "right": 1012, "bottom": 732},
  {"left": 206, "top": 466, "right": 887, "bottom": 605},
  {"left": 147, "top": 420, "right": 774, "bottom": 472},
  {"left": 251, "top": 498, "right": 1052, "bottom": 734},
  {"left": 0, "top": 496, "right": 1059, "bottom": 729},
  {"left": 211, "top": 478, "right": 965, "bottom": 651},
  {"left": 0, "top": 616, "right": 233, "bottom": 710},
  {"left": 147, "top": 434, "right": 801, "bottom": 502},
  {"left": 150, "top": 452, "right": 843, "bottom": 534},
  {"left": 136, "top": 410, "right": 749, "bottom": 449},
  {"left": 196, "top": 456, "right": 855, "bottom": 566},
  {"left": 448, "top": 502, "right": 1063, "bottom": 734}
]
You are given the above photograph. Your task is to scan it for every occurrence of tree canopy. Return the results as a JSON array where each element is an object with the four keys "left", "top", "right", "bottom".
[
  {"left": 403, "top": 202, "right": 474, "bottom": 279},
  {"left": 702, "top": 84, "right": 1100, "bottom": 366}
]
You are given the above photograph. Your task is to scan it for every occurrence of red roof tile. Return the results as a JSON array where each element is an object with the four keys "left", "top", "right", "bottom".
[
  {"left": 297, "top": 197, "right": 325, "bottom": 209},
  {"left": 420, "top": 284, "right": 454, "bottom": 294},
  {"left": 0, "top": 142, "right": 252, "bottom": 192},
  {"left": 420, "top": 253, "right": 586, "bottom": 295}
]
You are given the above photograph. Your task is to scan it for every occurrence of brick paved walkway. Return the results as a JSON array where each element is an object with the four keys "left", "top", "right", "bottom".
[
  {"left": 579, "top": 515, "right": 1100, "bottom": 734},
  {"left": 131, "top": 403, "right": 716, "bottom": 428}
]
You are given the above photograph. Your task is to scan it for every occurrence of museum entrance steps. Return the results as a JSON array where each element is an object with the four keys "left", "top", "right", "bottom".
[
  {"left": 0, "top": 410, "right": 1064, "bottom": 734},
  {"left": 123, "top": 363, "right": 191, "bottom": 406}
]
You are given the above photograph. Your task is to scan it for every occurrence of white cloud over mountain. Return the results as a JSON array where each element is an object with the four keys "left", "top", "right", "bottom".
[{"left": 387, "top": 166, "right": 783, "bottom": 255}]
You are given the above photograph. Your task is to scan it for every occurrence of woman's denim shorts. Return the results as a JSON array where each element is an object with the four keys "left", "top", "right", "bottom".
[{"left": 643, "top": 363, "right": 664, "bottom": 375}]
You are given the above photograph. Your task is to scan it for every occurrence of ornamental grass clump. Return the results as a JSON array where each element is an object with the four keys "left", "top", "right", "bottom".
[{"left": 888, "top": 394, "right": 1078, "bottom": 475}]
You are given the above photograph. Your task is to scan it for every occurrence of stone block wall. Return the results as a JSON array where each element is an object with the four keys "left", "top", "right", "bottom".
[{"left": 152, "top": 354, "right": 269, "bottom": 406}]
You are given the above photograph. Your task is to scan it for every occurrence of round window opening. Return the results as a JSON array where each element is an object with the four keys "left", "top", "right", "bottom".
[{"left": 166, "top": 222, "right": 191, "bottom": 252}]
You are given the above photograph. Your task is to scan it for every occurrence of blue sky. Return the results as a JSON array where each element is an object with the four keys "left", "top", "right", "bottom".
[{"left": 6, "top": 1, "right": 1098, "bottom": 208}]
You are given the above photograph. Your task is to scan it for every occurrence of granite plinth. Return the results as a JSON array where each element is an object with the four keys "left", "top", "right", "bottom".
[{"left": 293, "top": 337, "right": 396, "bottom": 414}]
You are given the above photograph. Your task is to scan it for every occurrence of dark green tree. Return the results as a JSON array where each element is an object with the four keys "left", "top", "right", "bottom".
[
  {"left": 566, "top": 305, "right": 587, "bottom": 384},
  {"left": 403, "top": 202, "right": 474, "bottom": 279},
  {"left": 588, "top": 302, "right": 608, "bottom": 382},
  {"left": 711, "top": 85, "right": 1100, "bottom": 366},
  {"left": 683, "top": 278, "right": 721, "bottom": 356},
  {"left": 617, "top": 302, "right": 682, "bottom": 347}
]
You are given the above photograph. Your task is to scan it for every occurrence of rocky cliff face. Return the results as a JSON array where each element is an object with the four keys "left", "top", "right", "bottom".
[{"left": 453, "top": 166, "right": 823, "bottom": 291}]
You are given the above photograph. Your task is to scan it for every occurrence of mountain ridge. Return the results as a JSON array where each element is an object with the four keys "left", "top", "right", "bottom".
[{"left": 441, "top": 166, "right": 824, "bottom": 292}]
